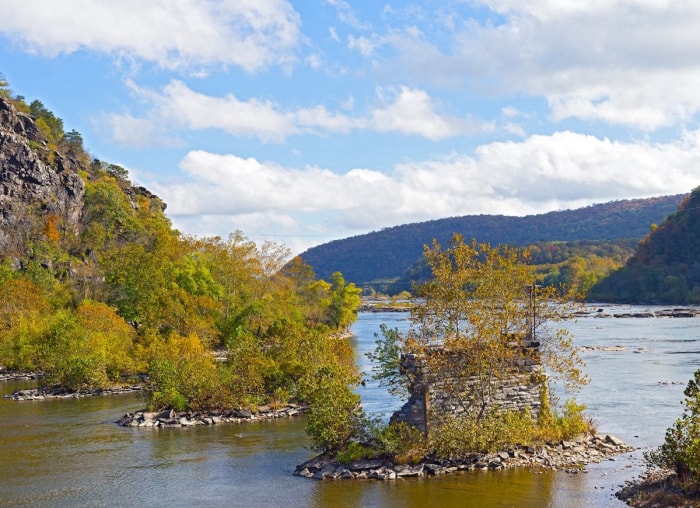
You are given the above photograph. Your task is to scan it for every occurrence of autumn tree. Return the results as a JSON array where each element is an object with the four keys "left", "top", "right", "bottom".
[
  {"left": 0, "top": 277, "right": 51, "bottom": 371},
  {"left": 370, "top": 235, "right": 588, "bottom": 454},
  {"left": 324, "top": 271, "right": 362, "bottom": 331}
]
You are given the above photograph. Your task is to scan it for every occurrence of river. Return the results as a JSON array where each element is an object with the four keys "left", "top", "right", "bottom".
[{"left": 1, "top": 305, "right": 698, "bottom": 507}]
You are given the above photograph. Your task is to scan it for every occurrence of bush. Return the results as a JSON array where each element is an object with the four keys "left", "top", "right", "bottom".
[
  {"left": 646, "top": 370, "right": 700, "bottom": 481},
  {"left": 299, "top": 364, "right": 364, "bottom": 454},
  {"left": 431, "top": 408, "right": 539, "bottom": 458},
  {"left": 336, "top": 441, "right": 374, "bottom": 464},
  {"left": 430, "top": 399, "right": 590, "bottom": 459},
  {"left": 373, "top": 421, "right": 427, "bottom": 465}
]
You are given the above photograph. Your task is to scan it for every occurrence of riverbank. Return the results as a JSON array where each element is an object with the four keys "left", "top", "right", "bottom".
[
  {"left": 117, "top": 404, "right": 308, "bottom": 427},
  {"left": 4, "top": 385, "right": 143, "bottom": 400},
  {"left": 616, "top": 469, "right": 700, "bottom": 507},
  {"left": 0, "top": 369, "right": 41, "bottom": 382},
  {"left": 295, "top": 432, "right": 634, "bottom": 480}
]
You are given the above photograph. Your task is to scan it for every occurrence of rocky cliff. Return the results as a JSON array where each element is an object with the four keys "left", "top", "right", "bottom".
[{"left": 0, "top": 96, "right": 84, "bottom": 257}]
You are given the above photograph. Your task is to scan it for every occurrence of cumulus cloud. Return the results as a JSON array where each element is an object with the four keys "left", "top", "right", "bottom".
[
  {"left": 377, "top": 1, "right": 700, "bottom": 130},
  {"left": 0, "top": 0, "right": 301, "bottom": 72},
  {"left": 371, "top": 86, "right": 490, "bottom": 139},
  {"left": 101, "top": 80, "right": 487, "bottom": 144},
  {"left": 143, "top": 131, "right": 700, "bottom": 252}
]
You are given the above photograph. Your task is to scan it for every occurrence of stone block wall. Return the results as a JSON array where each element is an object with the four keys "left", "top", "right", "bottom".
[{"left": 391, "top": 342, "right": 543, "bottom": 434}]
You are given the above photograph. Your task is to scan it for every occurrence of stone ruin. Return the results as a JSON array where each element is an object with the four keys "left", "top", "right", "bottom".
[{"left": 391, "top": 339, "right": 543, "bottom": 433}]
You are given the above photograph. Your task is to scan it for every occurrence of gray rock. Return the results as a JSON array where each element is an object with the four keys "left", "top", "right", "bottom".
[
  {"left": 297, "top": 468, "right": 314, "bottom": 478},
  {"left": 348, "top": 459, "right": 384, "bottom": 471},
  {"left": 0, "top": 98, "right": 85, "bottom": 255},
  {"left": 604, "top": 434, "right": 625, "bottom": 447}
]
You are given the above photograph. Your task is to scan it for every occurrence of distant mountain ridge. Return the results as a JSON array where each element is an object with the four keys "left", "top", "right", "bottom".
[{"left": 299, "top": 195, "right": 685, "bottom": 286}]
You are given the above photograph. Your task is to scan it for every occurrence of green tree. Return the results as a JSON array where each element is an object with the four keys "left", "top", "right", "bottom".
[
  {"left": 299, "top": 362, "right": 365, "bottom": 453},
  {"left": 61, "top": 129, "right": 84, "bottom": 156},
  {"left": 325, "top": 271, "right": 362, "bottom": 330},
  {"left": 366, "top": 324, "right": 407, "bottom": 397},
  {"left": 647, "top": 369, "right": 700, "bottom": 481},
  {"left": 29, "top": 100, "right": 64, "bottom": 144},
  {"left": 0, "top": 73, "right": 10, "bottom": 98}
]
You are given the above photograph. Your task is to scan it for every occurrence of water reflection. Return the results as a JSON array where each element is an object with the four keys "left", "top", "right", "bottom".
[{"left": 308, "top": 468, "right": 556, "bottom": 508}]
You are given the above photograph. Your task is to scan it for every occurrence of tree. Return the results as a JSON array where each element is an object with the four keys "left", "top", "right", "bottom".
[
  {"left": 366, "top": 324, "right": 407, "bottom": 397},
  {"left": 61, "top": 129, "right": 84, "bottom": 156},
  {"left": 29, "top": 100, "right": 64, "bottom": 145},
  {"left": 0, "top": 277, "right": 50, "bottom": 371},
  {"left": 325, "top": 272, "right": 362, "bottom": 331},
  {"left": 299, "top": 360, "right": 365, "bottom": 454},
  {"left": 646, "top": 369, "right": 700, "bottom": 481},
  {"left": 371, "top": 234, "right": 587, "bottom": 443},
  {"left": 0, "top": 73, "right": 10, "bottom": 98}
]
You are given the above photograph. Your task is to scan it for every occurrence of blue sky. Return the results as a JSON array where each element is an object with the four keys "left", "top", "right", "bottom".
[{"left": 1, "top": 0, "right": 700, "bottom": 255}]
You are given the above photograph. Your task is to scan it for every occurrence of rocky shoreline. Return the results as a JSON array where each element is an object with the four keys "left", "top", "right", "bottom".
[
  {"left": 117, "top": 404, "right": 307, "bottom": 428},
  {"left": 584, "top": 307, "right": 700, "bottom": 318},
  {"left": 0, "top": 370, "right": 41, "bottom": 382},
  {"left": 616, "top": 469, "right": 700, "bottom": 507},
  {"left": 295, "top": 432, "right": 634, "bottom": 480},
  {"left": 4, "top": 385, "right": 143, "bottom": 400}
]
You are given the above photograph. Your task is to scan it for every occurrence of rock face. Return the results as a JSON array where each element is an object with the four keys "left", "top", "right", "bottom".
[{"left": 0, "top": 96, "right": 84, "bottom": 256}]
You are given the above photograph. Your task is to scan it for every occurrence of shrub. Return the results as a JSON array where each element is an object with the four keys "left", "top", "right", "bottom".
[
  {"left": 299, "top": 364, "right": 364, "bottom": 454},
  {"left": 646, "top": 370, "right": 700, "bottom": 481},
  {"left": 373, "top": 421, "right": 427, "bottom": 464},
  {"left": 431, "top": 399, "right": 590, "bottom": 459},
  {"left": 336, "top": 441, "right": 373, "bottom": 464}
]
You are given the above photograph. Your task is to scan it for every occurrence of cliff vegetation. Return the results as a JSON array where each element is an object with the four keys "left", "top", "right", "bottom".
[{"left": 0, "top": 76, "right": 362, "bottom": 417}]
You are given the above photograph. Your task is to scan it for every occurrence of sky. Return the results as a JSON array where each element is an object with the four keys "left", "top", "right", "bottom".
[{"left": 1, "top": 0, "right": 700, "bottom": 255}]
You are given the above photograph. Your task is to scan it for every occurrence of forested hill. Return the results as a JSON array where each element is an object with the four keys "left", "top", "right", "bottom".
[
  {"left": 0, "top": 79, "right": 363, "bottom": 405},
  {"left": 299, "top": 195, "right": 684, "bottom": 285},
  {"left": 588, "top": 187, "right": 700, "bottom": 304}
]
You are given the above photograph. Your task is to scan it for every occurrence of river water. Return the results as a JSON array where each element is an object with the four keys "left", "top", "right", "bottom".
[{"left": 1, "top": 306, "right": 698, "bottom": 507}]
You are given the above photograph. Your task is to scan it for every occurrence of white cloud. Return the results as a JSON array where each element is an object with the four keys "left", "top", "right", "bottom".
[
  {"left": 377, "top": 1, "right": 700, "bottom": 130},
  {"left": 326, "top": 0, "right": 371, "bottom": 31},
  {"left": 305, "top": 54, "right": 322, "bottom": 69},
  {"left": 347, "top": 34, "right": 383, "bottom": 57},
  {"left": 97, "top": 113, "right": 159, "bottom": 148},
  {"left": 371, "top": 86, "right": 490, "bottom": 139},
  {"left": 101, "top": 80, "right": 487, "bottom": 145},
  {"left": 0, "top": 0, "right": 301, "bottom": 72},
  {"left": 145, "top": 131, "right": 700, "bottom": 253},
  {"left": 328, "top": 27, "right": 340, "bottom": 43}
]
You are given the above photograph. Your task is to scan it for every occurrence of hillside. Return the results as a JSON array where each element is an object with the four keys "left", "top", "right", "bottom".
[
  {"left": 0, "top": 81, "right": 361, "bottom": 409},
  {"left": 299, "top": 195, "right": 684, "bottom": 286},
  {"left": 588, "top": 187, "right": 700, "bottom": 303}
]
